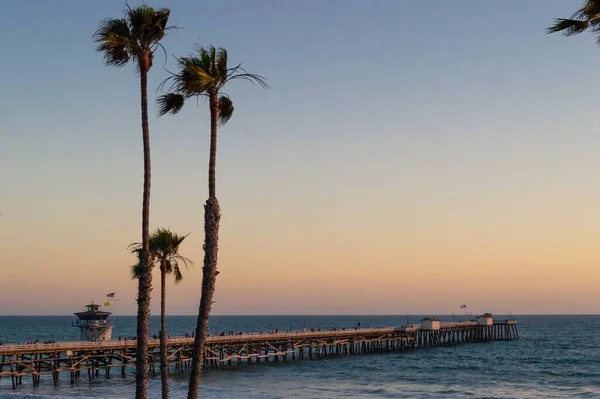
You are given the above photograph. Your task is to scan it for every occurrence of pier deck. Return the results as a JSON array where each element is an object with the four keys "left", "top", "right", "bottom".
[{"left": 0, "top": 320, "right": 518, "bottom": 389}]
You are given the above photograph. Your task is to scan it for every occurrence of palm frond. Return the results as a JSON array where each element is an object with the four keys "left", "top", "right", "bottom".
[
  {"left": 128, "top": 242, "right": 156, "bottom": 272},
  {"left": 208, "top": 46, "right": 217, "bottom": 77},
  {"left": 581, "top": 0, "right": 600, "bottom": 22},
  {"left": 181, "top": 63, "right": 214, "bottom": 92},
  {"left": 224, "top": 64, "right": 270, "bottom": 90},
  {"left": 129, "top": 245, "right": 144, "bottom": 279},
  {"left": 173, "top": 254, "right": 193, "bottom": 270},
  {"left": 218, "top": 96, "right": 234, "bottom": 125},
  {"left": 198, "top": 46, "right": 216, "bottom": 78},
  {"left": 149, "top": 228, "right": 175, "bottom": 258},
  {"left": 216, "top": 48, "right": 228, "bottom": 78},
  {"left": 162, "top": 55, "right": 215, "bottom": 96},
  {"left": 150, "top": 8, "right": 172, "bottom": 39},
  {"left": 93, "top": 18, "right": 133, "bottom": 67},
  {"left": 127, "top": 5, "right": 152, "bottom": 38},
  {"left": 172, "top": 264, "right": 184, "bottom": 284},
  {"left": 547, "top": 18, "right": 589, "bottom": 35},
  {"left": 128, "top": 242, "right": 142, "bottom": 252},
  {"left": 172, "top": 233, "right": 189, "bottom": 248},
  {"left": 157, "top": 93, "right": 185, "bottom": 116},
  {"left": 130, "top": 263, "right": 142, "bottom": 280},
  {"left": 126, "top": 6, "right": 171, "bottom": 45}
]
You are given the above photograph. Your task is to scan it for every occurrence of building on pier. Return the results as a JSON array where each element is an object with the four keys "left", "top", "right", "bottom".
[
  {"left": 420, "top": 317, "right": 440, "bottom": 330},
  {"left": 72, "top": 303, "right": 112, "bottom": 342},
  {"left": 477, "top": 313, "right": 493, "bottom": 326}
]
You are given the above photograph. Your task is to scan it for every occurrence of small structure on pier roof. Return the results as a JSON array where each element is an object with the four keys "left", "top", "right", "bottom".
[
  {"left": 420, "top": 317, "right": 440, "bottom": 330},
  {"left": 477, "top": 313, "right": 493, "bottom": 326},
  {"left": 73, "top": 302, "right": 113, "bottom": 342}
]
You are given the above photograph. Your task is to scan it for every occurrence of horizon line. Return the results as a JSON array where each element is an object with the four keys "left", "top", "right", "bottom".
[{"left": 1, "top": 313, "right": 599, "bottom": 317}]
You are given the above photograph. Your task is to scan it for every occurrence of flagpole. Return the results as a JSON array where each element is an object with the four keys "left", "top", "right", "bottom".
[
  {"left": 112, "top": 294, "right": 117, "bottom": 326},
  {"left": 106, "top": 293, "right": 119, "bottom": 335},
  {"left": 460, "top": 304, "right": 467, "bottom": 322}
]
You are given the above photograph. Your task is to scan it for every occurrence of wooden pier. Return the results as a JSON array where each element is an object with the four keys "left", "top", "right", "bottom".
[{"left": 0, "top": 319, "right": 518, "bottom": 389}]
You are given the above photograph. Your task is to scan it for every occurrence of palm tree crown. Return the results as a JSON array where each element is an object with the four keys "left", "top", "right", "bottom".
[
  {"left": 130, "top": 228, "right": 192, "bottom": 280},
  {"left": 157, "top": 45, "right": 269, "bottom": 124},
  {"left": 547, "top": 0, "right": 600, "bottom": 39},
  {"left": 94, "top": 5, "right": 172, "bottom": 70}
]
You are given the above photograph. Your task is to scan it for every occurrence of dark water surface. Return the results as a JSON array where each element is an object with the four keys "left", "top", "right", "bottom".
[{"left": 1, "top": 315, "right": 598, "bottom": 398}]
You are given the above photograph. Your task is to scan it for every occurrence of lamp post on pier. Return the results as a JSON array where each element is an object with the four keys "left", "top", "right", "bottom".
[{"left": 461, "top": 304, "right": 467, "bottom": 321}]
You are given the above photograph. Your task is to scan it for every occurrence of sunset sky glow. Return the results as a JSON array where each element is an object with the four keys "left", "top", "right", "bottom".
[{"left": 1, "top": 0, "right": 599, "bottom": 315}]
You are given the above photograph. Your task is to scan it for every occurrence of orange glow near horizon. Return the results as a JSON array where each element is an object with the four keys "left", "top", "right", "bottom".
[{"left": 1, "top": 180, "right": 599, "bottom": 315}]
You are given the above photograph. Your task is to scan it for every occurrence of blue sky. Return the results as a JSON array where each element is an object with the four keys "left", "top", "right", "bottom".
[{"left": 1, "top": 1, "right": 600, "bottom": 315}]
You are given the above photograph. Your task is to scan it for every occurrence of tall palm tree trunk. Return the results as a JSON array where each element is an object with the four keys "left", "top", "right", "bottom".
[
  {"left": 135, "top": 57, "right": 152, "bottom": 399},
  {"left": 160, "top": 260, "right": 169, "bottom": 399},
  {"left": 187, "top": 93, "right": 221, "bottom": 399}
]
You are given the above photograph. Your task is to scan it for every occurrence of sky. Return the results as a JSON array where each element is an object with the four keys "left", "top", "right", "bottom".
[{"left": 1, "top": 0, "right": 599, "bottom": 316}]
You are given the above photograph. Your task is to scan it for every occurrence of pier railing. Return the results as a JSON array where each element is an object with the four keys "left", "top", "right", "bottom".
[
  {"left": 0, "top": 327, "right": 395, "bottom": 353},
  {"left": 0, "top": 320, "right": 517, "bottom": 354}
]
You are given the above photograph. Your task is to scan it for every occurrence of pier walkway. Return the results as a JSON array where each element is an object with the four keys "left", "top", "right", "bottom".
[{"left": 0, "top": 320, "right": 518, "bottom": 389}]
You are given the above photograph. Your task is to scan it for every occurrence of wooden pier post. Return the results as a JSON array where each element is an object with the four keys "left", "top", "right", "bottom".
[
  {"left": 121, "top": 356, "right": 126, "bottom": 378},
  {"left": 86, "top": 358, "right": 92, "bottom": 382},
  {"left": 52, "top": 361, "right": 59, "bottom": 387},
  {"left": 10, "top": 362, "right": 15, "bottom": 390}
]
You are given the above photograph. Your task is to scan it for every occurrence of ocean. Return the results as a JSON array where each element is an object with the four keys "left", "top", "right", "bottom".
[{"left": 0, "top": 315, "right": 599, "bottom": 398}]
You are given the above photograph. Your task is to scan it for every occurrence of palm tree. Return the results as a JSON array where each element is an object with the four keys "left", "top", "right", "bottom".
[
  {"left": 130, "top": 229, "right": 192, "bottom": 399},
  {"left": 93, "top": 6, "right": 172, "bottom": 399},
  {"left": 548, "top": 1, "right": 600, "bottom": 38},
  {"left": 157, "top": 45, "right": 268, "bottom": 398}
]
